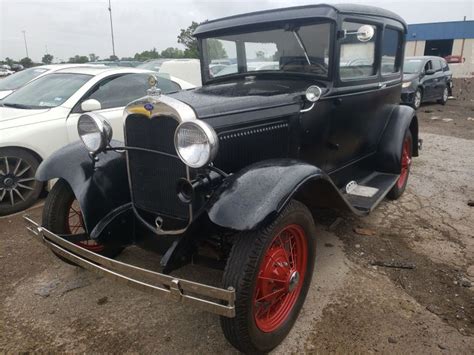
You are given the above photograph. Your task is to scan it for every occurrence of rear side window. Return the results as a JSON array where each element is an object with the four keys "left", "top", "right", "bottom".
[
  {"left": 442, "top": 60, "right": 450, "bottom": 72},
  {"left": 432, "top": 60, "right": 442, "bottom": 72},
  {"left": 339, "top": 22, "right": 377, "bottom": 80},
  {"left": 381, "top": 28, "right": 402, "bottom": 74}
]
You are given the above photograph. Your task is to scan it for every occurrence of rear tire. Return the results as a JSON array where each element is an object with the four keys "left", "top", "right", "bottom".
[
  {"left": 220, "top": 200, "right": 316, "bottom": 353},
  {"left": 0, "top": 148, "right": 43, "bottom": 216},
  {"left": 42, "top": 178, "right": 123, "bottom": 264},
  {"left": 387, "top": 130, "right": 413, "bottom": 200},
  {"left": 437, "top": 87, "right": 448, "bottom": 105}
]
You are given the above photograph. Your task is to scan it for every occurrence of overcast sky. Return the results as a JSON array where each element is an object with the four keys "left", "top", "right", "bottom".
[{"left": 0, "top": 0, "right": 472, "bottom": 62}]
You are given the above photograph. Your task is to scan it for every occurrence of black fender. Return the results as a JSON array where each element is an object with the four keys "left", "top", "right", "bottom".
[
  {"left": 206, "top": 159, "right": 362, "bottom": 231},
  {"left": 36, "top": 140, "right": 131, "bottom": 234},
  {"left": 376, "top": 105, "right": 418, "bottom": 174}
]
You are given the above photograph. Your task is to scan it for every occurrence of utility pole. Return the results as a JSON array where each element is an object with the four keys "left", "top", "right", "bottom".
[
  {"left": 108, "top": 0, "right": 116, "bottom": 59},
  {"left": 22, "top": 30, "right": 29, "bottom": 58}
]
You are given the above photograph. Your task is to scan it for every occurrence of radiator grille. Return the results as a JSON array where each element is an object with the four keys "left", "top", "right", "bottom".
[{"left": 125, "top": 114, "right": 188, "bottom": 220}]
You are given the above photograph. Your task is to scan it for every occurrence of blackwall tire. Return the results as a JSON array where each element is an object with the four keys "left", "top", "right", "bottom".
[
  {"left": 387, "top": 130, "right": 413, "bottom": 200},
  {"left": 220, "top": 200, "right": 316, "bottom": 353},
  {"left": 412, "top": 89, "right": 422, "bottom": 110},
  {"left": 0, "top": 148, "right": 43, "bottom": 216},
  {"left": 437, "top": 87, "right": 448, "bottom": 105},
  {"left": 42, "top": 178, "right": 123, "bottom": 265}
]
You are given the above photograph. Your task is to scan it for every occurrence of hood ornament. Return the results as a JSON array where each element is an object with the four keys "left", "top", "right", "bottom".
[{"left": 146, "top": 74, "right": 161, "bottom": 98}]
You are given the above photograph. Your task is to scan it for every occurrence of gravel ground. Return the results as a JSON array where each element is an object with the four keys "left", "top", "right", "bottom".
[{"left": 1, "top": 89, "right": 473, "bottom": 353}]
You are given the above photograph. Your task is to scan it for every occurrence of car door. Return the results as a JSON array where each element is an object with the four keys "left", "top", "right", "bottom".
[
  {"left": 421, "top": 60, "right": 436, "bottom": 99},
  {"left": 66, "top": 73, "right": 151, "bottom": 143},
  {"left": 431, "top": 59, "right": 444, "bottom": 97}
]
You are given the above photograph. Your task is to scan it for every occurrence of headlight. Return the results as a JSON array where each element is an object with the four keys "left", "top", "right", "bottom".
[
  {"left": 77, "top": 113, "right": 113, "bottom": 154},
  {"left": 402, "top": 81, "right": 412, "bottom": 88},
  {"left": 174, "top": 120, "right": 218, "bottom": 168}
]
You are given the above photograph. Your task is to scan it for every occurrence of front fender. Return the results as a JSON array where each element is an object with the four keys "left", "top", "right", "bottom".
[
  {"left": 206, "top": 159, "right": 360, "bottom": 231},
  {"left": 36, "top": 140, "right": 130, "bottom": 234}
]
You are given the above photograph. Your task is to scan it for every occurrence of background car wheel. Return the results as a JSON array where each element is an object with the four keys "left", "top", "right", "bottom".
[
  {"left": 437, "top": 87, "right": 448, "bottom": 105},
  {"left": 387, "top": 130, "right": 413, "bottom": 200},
  {"left": 0, "top": 148, "right": 43, "bottom": 216},
  {"left": 42, "top": 178, "right": 123, "bottom": 264},
  {"left": 220, "top": 200, "right": 316, "bottom": 353},
  {"left": 412, "top": 88, "right": 422, "bottom": 110}
]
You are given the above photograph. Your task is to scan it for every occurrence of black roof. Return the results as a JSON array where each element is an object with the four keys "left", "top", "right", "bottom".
[{"left": 194, "top": 3, "right": 407, "bottom": 37}]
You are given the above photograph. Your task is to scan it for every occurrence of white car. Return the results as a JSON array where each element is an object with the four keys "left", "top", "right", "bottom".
[
  {"left": 0, "top": 68, "right": 14, "bottom": 78},
  {"left": 0, "top": 64, "right": 110, "bottom": 100},
  {"left": 0, "top": 66, "right": 195, "bottom": 215}
]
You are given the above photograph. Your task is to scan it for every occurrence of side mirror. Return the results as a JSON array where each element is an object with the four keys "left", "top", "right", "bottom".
[
  {"left": 81, "top": 99, "right": 102, "bottom": 112},
  {"left": 425, "top": 69, "right": 436, "bottom": 75}
]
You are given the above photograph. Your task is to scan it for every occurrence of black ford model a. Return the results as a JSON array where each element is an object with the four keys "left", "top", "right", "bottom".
[{"left": 25, "top": 4, "right": 419, "bottom": 353}]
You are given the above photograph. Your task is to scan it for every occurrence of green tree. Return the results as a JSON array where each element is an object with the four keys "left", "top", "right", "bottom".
[
  {"left": 42, "top": 54, "right": 53, "bottom": 64},
  {"left": 19, "top": 57, "right": 33, "bottom": 68},
  {"left": 109, "top": 55, "right": 119, "bottom": 61},
  {"left": 89, "top": 53, "right": 99, "bottom": 62},
  {"left": 68, "top": 55, "right": 89, "bottom": 63},
  {"left": 160, "top": 47, "right": 184, "bottom": 59},
  {"left": 4, "top": 57, "right": 14, "bottom": 66},
  {"left": 207, "top": 39, "right": 227, "bottom": 60},
  {"left": 177, "top": 21, "right": 199, "bottom": 58},
  {"left": 255, "top": 51, "right": 266, "bottom": 60},
  {"left": 134, "top": 48, "right": 161, "bottom": 62}
]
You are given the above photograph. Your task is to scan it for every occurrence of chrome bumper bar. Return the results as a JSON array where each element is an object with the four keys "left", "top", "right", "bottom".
[{"left": 24, "top": 216, "right": 235, "bottom": 318}]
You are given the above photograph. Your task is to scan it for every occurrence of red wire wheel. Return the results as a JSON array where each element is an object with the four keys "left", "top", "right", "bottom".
[
  {"left": 65, "top": 199, "right": 104, "bottom": 253},
  {"left": 253, "top": 224, "right": 308, "bottom": 332},
  {"left": 397, "top": 133, "right": 413, "bottom": 189}
]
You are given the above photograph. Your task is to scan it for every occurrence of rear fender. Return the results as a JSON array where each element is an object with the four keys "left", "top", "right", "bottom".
[
  {"left": 36, "top": 140, "right": 131, "bottom": 234},
  {"left": 206, "top": 159, "right": 362, "bottom": 231},
  {"left": 376, "top": 105, "right": 418, "bottom": 174}
]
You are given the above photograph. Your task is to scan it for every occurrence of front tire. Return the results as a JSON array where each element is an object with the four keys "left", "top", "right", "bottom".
[
  {"left": 412, "top": 88, "right": 422, "bottom": 110},
  {"left": 387, "top": 130, "right": 413, "bottom": 200},
  {"left": 220, "top": 200, "right": 316, "bottom": 353},
  {"left": 42, "top": 178, "right": 123, "bottom": 263},
  {"left": 0, "top": 148, "right": 43, "bottom": 216}
]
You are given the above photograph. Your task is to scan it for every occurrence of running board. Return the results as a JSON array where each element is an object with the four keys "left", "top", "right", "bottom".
[{"left": 342, "top": 172, "right": 399, "bottom": 213}]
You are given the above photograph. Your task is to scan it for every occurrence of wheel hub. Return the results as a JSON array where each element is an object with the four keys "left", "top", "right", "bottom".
[{"left": 2, "top": 176, "right": 15, "bottom": 188}]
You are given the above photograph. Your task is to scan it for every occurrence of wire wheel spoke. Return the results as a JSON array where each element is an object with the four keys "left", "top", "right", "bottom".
[
  {"left": 17, "top": 183, "right": 34, "bottom": 191},
  {"left": 16, "top": 165, "right": 31, "bottom": 177},
  {"left": 12, "top": 188, "right": 25, "bottom": 201},
  {"left": 0, "top": 189, "right": 6, "bottom": 202},
  {"left": 4, "top": 157, "right": 10, "bottom": 174},
  {"left": 13, "top": 158, "right": 22, "bottom": 175},
  {"left": 9, "top": 190, "right": 14, "bottom": 205}
]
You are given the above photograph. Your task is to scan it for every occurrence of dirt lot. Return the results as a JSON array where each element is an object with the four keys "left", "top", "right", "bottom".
[{"left": 1, "top": 80, "right": 473, "bottom": 353}]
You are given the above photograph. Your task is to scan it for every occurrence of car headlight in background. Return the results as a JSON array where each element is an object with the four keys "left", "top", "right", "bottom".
[
  {"left": 402, "top": 81, "right": 412, "bottom": 88},
  {"left": 77, "top": 113, "right": 113, "bottom": 154},
  {"left": 174, "top": 120, "right": 218, "bottom": 168}
]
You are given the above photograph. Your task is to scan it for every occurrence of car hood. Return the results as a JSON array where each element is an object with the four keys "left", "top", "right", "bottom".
[
  {"left": 0, "top": 106, "right": 52, "bottom": 130},
  {"left": 0, "top": 90, "right": 14, "bottom": 100},
  {"left": 402, "top": 73, "right": 419, "bottom": 82},
  {"left": 170, "top": 79, "right": 312, "bottom": 119}
]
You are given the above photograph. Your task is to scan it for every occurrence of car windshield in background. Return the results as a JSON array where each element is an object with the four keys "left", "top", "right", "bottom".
[
  {"left": 0, "top": 67, "right": 48, "bottom": 90},
  {"left": 2, "top": 73, "right": 92, "bottom": 109},
  {"left": 202, "top": 22, "right": 331, "bottom": 80},
  {"left": 403, "top": 59, "right": 423, "bottom": 74}
]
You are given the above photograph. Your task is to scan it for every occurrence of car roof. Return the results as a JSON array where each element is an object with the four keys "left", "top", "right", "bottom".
[
  {"left": 405, "top": 56, "right": 447, "bottom": 61},
  {"left": 50, "top": 66, "right": 153, "bottom": 76},
  {"left": 194, "top": 3, "right": 406, "bottom": 37}
]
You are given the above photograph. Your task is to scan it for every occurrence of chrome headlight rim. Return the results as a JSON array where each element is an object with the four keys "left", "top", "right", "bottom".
[
  {"left": 77, "top": 113, "right": 113, "bottom": 154},
  {"left": 174, "top": 120, "right": 219, "bottom": 168}
]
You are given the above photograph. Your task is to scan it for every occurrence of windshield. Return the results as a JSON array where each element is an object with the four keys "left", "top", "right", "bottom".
[
  {"left": 0, "top": 67, "right": 48, "bottom": 90},
  {"left": 202, "top": 22, "right": 331, "bottom": 81},
  {"left": 2, "top": 73, "right": 92, "bottom": 109},
  {"left": 403, "top": 59, "right": 423, "bottom": 74}
]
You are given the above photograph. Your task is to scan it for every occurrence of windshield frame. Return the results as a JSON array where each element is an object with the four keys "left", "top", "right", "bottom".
[{"left": 199, "top": 20, "right": 335, "bottom": 85}]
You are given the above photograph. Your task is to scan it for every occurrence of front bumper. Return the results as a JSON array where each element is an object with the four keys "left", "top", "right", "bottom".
[
  {"left": 24, "top": 216, "right": 235, "bottom": 318},
  {"left": 400, "top": 88, "right": 415, "bottom": 105}
]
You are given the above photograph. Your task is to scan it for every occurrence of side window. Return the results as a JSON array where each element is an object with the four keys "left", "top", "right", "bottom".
[
  {"left": 432, "top": 60, "right": 442, "bottom": 72},
  {"left": 207, "top": 39, "right": 237, "bottom": 77},
  {"left": 424, "top": 61, "right": 433, "bottom": 73},
  {"left": 84, "top": 74, "right": 180, "bottom": 111},
  {"left": 85, "top": 74, "right": 149, "bottom": 110},
  {"left": 381, "top": 28, "right": 401, "bottom": 74},
  {"left": 339, "top": 21, "right": 377, "bottom": 80},
  {"left": 442, "top": 60, "right": 449, "bottom": 72}
]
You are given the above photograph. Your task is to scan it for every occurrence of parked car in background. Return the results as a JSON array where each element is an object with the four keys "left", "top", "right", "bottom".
[
  {"left": 0, "top": 64, "right": 108, "bottom": 100},
  {"left": 0, "top": 68, "right": 14, "bottom": 77},
  {"left": 401, "top": 56, "right": 452, "bottom": 109},
  {"left": 0, "top": 66, "right": 194, "bottom": 215},
  {"left": 27, "top": 4, "right": 419, "bottom": 353},
  {"left": 137, "top": 58, "right": 175, "bottom": 71},
  {"left": 213, "top": 61, "right": 280, "bottom": 77},
  {"left": 158, "top": 59, "right": 202, "bottom": 86}
]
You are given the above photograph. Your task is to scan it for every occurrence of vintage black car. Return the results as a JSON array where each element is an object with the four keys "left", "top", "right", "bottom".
[
  {"left": 401, "top": 56, "right": 453, "bottom": 109},
  {"left": 25, "top": 4, "right": 419, "bottom": 353}
]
